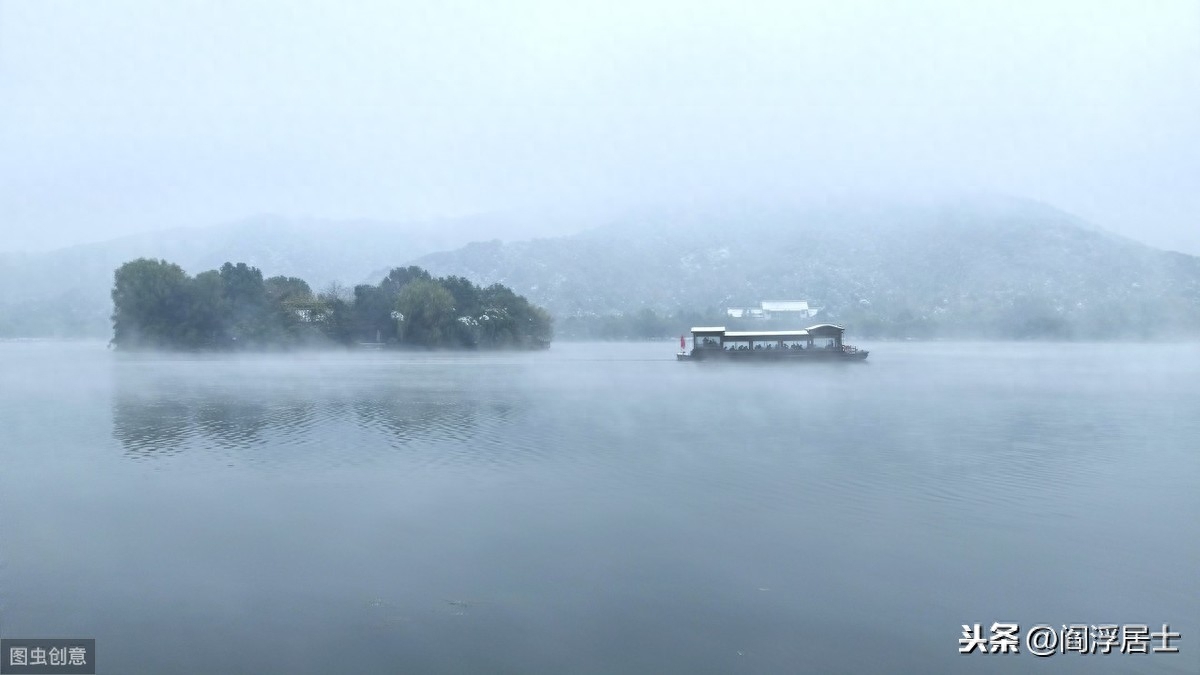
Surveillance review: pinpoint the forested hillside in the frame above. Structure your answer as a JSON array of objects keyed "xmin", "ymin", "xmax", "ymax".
[{"xmin": 416, "ymin": 199, "xmax": 1200, "ymax": 339}]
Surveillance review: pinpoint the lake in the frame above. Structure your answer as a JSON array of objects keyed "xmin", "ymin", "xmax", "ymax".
[{"xmin": 0, "ymin": 340, "xmax": 1196, "ymax": 674}]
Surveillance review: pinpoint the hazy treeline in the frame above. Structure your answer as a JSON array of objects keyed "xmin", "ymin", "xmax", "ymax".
[
  {"xmin": 556, "ymin": 309, "xmax": 846, "ymax": 340},
  {"xmin": 541, "ymin": 297, "xmax": 1200, "ymax": 343},
  {"xmin": 111, "ymin": 259, "xmax": 552, "ymax": 349},
  {"xmin": 554, "ymin": 304, "xmax": 1200, "ymax": 341},
  {"xmin": 555, "ymin": 308, "xmax": 713, "ymax": 340}
]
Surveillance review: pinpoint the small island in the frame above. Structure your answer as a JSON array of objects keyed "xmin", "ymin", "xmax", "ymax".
[{"xmin": 111, "ymin": 259, "xmax": 552, "ymax": 350}]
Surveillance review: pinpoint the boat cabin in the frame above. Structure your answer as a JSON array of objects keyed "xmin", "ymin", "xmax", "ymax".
[{"xmin": 688, "ymin": 324, "xmax": 847, "ymax": 352}]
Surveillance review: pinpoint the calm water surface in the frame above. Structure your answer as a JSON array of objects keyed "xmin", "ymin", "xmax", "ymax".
[{"xmin": 0, "ymin": 340, "xmax": 1196, "ymax": 674}]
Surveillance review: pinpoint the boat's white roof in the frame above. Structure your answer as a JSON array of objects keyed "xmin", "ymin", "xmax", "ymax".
[
  {"xmin": 691, "ymin": 324, "xmax": 846, "ymax": 338},
  {"xmin": 724, "ymin": 330, "xmax": 810, "ymax": 338},
  {"xmin": 804, "ymin": 323, "xmax": 845, "ymax": 333},
  {"xmin": 761, "ymin": 301, "xmax": 810, "ymax": 312}
]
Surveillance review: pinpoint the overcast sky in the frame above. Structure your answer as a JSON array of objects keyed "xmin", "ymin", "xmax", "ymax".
[{"xmin": 2, "ymin": 0, "xmax": 1198, "ymax": 253}]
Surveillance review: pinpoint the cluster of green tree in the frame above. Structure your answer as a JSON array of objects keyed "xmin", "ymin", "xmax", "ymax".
[{"xmin": 110, "ymin": 259, "xmax": 553, "ymax": 349}]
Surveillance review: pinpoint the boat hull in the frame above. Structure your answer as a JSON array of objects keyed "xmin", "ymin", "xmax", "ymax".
[{"xmin": 678, "ymin": 349, "xmax": 868, "ymax": 362}]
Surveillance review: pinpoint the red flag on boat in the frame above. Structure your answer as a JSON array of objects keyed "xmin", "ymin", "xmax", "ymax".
[{"xmin": 680, "ymin": 335, "xmax": 686, "ymax": 349}]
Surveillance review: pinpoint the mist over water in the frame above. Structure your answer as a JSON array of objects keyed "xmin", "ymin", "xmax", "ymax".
[
  {"xmin": 3, "ymin": 3, "xmax": 1197, "ymax": 672},
  {"xmin": 0, "ymin": 340, "xmax": 1196, "ymax": 673}
]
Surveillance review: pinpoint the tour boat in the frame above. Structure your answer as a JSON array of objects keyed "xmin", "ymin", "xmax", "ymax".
[{"xmin": 676, "ymin": 324, "xmax": 868, "ymax": 361}]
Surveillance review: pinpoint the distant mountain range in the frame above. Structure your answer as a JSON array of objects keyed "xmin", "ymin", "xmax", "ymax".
[
  {"xmin": 3, "ymin": 197, "xmax": 1198, "ymax": 339},
  {"xmin": 414, "ymin": 197, "xmax": 1200, "ymax": 339}
]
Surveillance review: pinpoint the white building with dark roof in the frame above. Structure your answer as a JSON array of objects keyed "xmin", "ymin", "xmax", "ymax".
[{"xmin": 726, "ymin": 300, "xmax": 820, "ymax": 320}]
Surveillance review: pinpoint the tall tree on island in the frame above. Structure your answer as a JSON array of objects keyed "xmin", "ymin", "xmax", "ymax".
[
  {"xmin": 111, "ymin": 258, "xmax": 194, "ymax": 348},
  {"xmin": 218, "ymin": 262, "xmax": 269, "ymax": 343},
  {"xmin": 395, "ymin": 279, "xmax": 456, "ymax": 347}
]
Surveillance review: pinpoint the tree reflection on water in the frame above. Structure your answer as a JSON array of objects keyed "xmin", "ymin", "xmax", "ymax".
[{"xmin": 111, "ymin": 373, "xmax": 521, "ymax": 468}]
